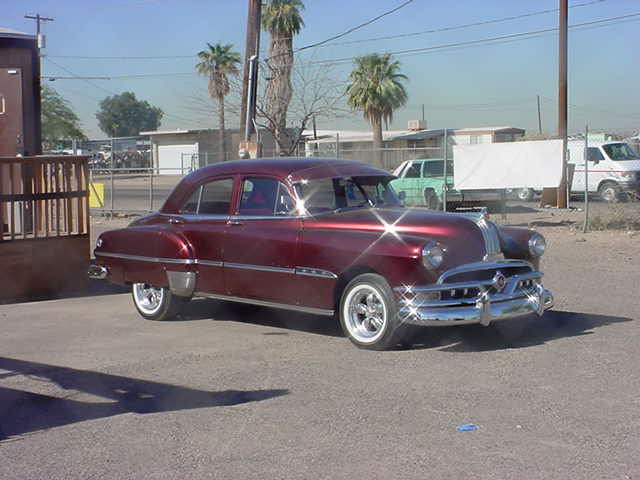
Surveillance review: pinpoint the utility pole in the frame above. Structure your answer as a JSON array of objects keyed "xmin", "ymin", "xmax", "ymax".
[
  {"xmin": 24, "ymin": 14, "xmax": 54, "ymax": 82},
  {"xmin": 557, "ymin": 0, "xmax": 568, "ymax": 208},
  {"xmin": 240, "ymin": 0, "xmax": 262, "ymax": 143},
  {"xmin": 537, "ymin": 94, "xmax": 542, "ymax": 135}
]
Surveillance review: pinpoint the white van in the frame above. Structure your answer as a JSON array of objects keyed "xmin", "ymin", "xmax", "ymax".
[
  {"xmin": 513, "ymin": 141, "xmax": 640, "ymax": 202},
  {"xmin": 568, "ymin": 141, "xmax": 640, "ymax": 202}
]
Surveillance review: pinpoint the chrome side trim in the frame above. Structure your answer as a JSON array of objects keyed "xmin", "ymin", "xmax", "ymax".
[
  {"xmin": 162, "ymin": 213, "xmax": 230, "ymax": 222},
  {"xmin": 224, "ymin": 262, "xmax": 295, "ymax": 274},
  {"xmin": 167, "ymin": 271, "xmax": 196, "ymax": 297},
  {"xmin": 96, "ymin": 251, "xmax": 196, "ymax": 265},
  {"xmin": 231, "ymin": 215, "xmax": 304, "ymax": 221},
  {"xmin": 196, "ymin": 259, "xmax": 223, "ymax": 267},
  {"xmin": 194, "ymin": 291, "xmax": 334, "ymax": 317},
  {"xmin": 295, "ymin": 267, "xmax": 338, "ymax": 279},
  {"xmin": 437, "ymin": 260, "xmax": 533, "ymax": 284}
]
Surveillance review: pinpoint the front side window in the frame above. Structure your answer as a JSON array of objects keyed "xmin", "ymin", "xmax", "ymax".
[
  {"xmin": 296, "ymin": 175, "xmax": 401, "ymax": 214},
  {"xmin": 404, "ymin": 162, "xmax": 422, "ymax": 178},
  {"xmin": 587, "ymin": 147, "xmax": 605, "ymax": 163},
  {"xmin": 179, "ymin": 178, "xmax": 233, "ymax": 215},
  {"xmin": 602, "ymin": 143, "xmax": 639, "ymax": 161},
  {"xmin": 239, "ymin": 177, "xmax": 296, "ymax": 216}
]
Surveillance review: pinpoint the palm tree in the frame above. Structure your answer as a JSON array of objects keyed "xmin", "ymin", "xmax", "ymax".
[
  {"xmin": 262, "ymin": 0, "xmax": 305, "ymax": 154},
  {"xmin": 196, "ymin": 42, "xmax": 241, "ymax": 161},
  {"xmin": 346, "ymin": 53, "xmax": 408, "ymax": 168}
]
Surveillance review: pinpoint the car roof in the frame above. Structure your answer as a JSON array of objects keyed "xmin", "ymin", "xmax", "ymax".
[{"xmin": 186, "ymin": 157, "xmax": 390, "ymax": 183}]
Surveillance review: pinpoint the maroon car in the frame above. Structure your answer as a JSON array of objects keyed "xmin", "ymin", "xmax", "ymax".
[{"xmin": 89, "ymin": 157, "xmax": 553, "ymax": 350}]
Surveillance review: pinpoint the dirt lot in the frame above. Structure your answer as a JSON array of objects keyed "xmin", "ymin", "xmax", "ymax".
[{"xmin": 1, "ymin": 210, "xmax": 637, "ymax": 479}]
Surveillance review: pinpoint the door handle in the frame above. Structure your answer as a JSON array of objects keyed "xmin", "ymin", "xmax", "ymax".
[
  {"xmin": 227, "ymin": 220, "xmax": 242, "ymax": 226},
  {"xmin": 168, "ymin": 217, "xmax": 183, "ymax": 225}
]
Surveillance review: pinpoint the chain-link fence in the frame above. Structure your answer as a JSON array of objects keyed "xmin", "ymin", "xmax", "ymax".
[{"xmin": 76, "ymin": 135, "xmax": 639, "ymax": 233}]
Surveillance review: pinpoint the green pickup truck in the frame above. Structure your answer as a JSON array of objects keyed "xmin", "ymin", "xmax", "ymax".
[{"xmin": 390, "ymin": 158, "xmax": 503, "ymax": 210}]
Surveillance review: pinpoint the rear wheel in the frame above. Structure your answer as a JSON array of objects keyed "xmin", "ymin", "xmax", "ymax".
[
  {"xmin": 131, "ymin": 283, "xmax": 187, "ymax": 321},
  {"xmin": 339, "ymin": 273, "xmax": 407, "ymax": 350},
  {"xmin": 424, "ymin": 189, "xmax": 441, "ymax": 210},
  {"xmin": 516, "ymin": 188, "xmax": 535, "ymax": 202},
  {"xmin": 598, "ymin": 182, "xmax": 621, "ymax": 203}
]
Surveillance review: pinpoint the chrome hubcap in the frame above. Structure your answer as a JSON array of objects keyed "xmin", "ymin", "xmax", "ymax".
[
  {"xmin": 344, "ymin": 285, "xmax": 387, "ymax": 343},
  {"xmin": 133, "ymin": 283, "xmax": 164, "ymax": 315}
]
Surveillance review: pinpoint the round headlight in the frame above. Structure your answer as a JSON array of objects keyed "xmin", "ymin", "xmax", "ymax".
[
  {"xmin": 422, "ymin": 243, "xmax": 445, "ymax": 270},
  {"xmin": 528, "ymin": 233, "xmax": 546, "ymax": 257}
]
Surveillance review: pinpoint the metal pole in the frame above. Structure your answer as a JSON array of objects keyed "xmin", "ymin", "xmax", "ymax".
[
  {"xmin": 537, "ymin": 94, "xmax": 542, "ymax": 135},
  {"xmin": 442, "ymin": 129, "xmax": 448, "ymax": 212},
  {"xmin": 149, "ymin": 167, "xmax": 154, "ymax": 212},
  {"xmin": 244, "ymin": 55, "xmax": 258, "ymax": 141},
  {"xmin": 557, "ymin": 0, "xmax": 568, "ymax": 208},
  {"xmin": 110, "ymin": 169, "xmax": 114, "ymax": 218},
  {"xmin": 583, "ymin": 124, "xmax": 589, "ymax": 233},
  {"xmin": 336, "ymin": 133, "xmax": 340, "ymax": 158}
]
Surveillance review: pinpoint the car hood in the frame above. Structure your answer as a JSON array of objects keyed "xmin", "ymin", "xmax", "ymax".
[{"xmin": 302, "ymin": 207, "xmax": 490, "ymax": 265}]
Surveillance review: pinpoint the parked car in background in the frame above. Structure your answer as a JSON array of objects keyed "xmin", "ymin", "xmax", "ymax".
[
  {"xmin": 90, "ymin": 158, "xmax": 553, "ymax": 350},
  {"xmin": 511, "ymin": 141, "xmax": 640, "ymax": 202},
  {"xmin": 391, "ymin": 158, "xmax": 504, "ymax": 210}
]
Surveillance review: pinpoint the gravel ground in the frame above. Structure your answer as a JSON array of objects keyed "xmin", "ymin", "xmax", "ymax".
[{"xmin": 1, "ymin": 210, "xmax": 638, "ymax": 479}]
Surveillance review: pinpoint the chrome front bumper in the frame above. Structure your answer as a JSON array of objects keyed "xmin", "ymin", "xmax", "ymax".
[{"xmin": 395, "ymin": 264, "xmax": 554, "ymax": 327}]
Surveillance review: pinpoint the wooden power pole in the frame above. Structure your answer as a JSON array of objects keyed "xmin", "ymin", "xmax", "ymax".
[
  {"xmin": 240, "ymin": 0, "xmax": 262, "ymax": 144},
  {"xmin": 557, "ymin": 0, "xmax": 568, "ymax": 208}
]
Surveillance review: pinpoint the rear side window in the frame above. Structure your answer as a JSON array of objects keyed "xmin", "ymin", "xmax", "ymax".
[{"xmin": 180, "ymin": 178, "xmax": 233, "ymax": 215}]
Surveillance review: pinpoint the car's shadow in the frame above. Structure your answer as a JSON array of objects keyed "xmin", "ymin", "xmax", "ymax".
[
  {"xmin": 177, "ymin": 298, "xmax": 343, "ymax": 337},
  {"xmin": 178, "ymin": 301, "xmax": 630, "ymax": 349},
  {"xmin": 401, "ymin": 310, "xmax": 632, "ymax": 352},
  {"xmin": 0, "ymin": 357, "xmax": 288, "ymax": 441}
]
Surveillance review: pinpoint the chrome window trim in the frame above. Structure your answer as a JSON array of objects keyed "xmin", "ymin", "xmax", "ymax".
[
  {"xmin": 295, "ymin": 267, "xmax": 338, "ymax": 279},
  {"xmin": 194, "ymin": 292, "xmax": 334, "ymax": 316},
  {"xmin": 96, "ymin": 251, "xmax": 197, "ymax": 265},
  {"xmin": 224, "ymin": 262, "xmax": 296, "ymax": 274}
]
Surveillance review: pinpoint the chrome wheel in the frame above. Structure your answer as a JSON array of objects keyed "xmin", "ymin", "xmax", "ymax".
[
  {"xmin": 343, "ymin": 284, "xmax": 387, "ymax": 344},
  {"xmin": 132, "ymin": 283, "xmax": 164, "ymax": 315}
]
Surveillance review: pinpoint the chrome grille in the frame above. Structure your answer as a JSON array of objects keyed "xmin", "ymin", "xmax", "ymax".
[{"xmin": 475, "ymin": 217, "xmax": 502, "ymax": 259}]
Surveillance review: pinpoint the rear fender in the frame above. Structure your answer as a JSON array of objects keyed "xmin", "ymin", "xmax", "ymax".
[{"xmin": 94, "ymin": 226, "xmax": 195, "ymax": 289}]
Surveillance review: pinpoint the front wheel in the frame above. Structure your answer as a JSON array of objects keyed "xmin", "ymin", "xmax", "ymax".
[
  {"xmin": 598, "ymin": 182, "xmax": 621, "ymax": 203},
  {"xmin": 131, "ymin": 283, "xmax": 188, "ymax": 321},
  {"xmin": 424, "ymin": 189, "xmax": 441, "ymax": 210},
  {"xmin": 339, "ymin": 273, "xmax": 407, "ymax": 350}
]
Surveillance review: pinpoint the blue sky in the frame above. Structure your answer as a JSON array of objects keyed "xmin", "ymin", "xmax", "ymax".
[{"xmin": 6, "ymin": 0, "xmax": 640, "ymax": 138}]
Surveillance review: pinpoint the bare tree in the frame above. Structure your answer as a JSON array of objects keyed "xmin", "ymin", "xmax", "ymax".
[{"xmin": 256, "ymin": 61, "xmax": 351, "ymax": 156}]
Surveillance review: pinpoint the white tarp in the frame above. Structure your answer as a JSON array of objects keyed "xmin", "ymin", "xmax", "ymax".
[{"xmin": 453, "ymin": 140, "xmax": 563, "ymax": 190}]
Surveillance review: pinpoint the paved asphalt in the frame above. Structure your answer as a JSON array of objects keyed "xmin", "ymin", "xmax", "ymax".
[{"xmin": 1, "ymin": 228, "xmax": 638, "ymax": 479}]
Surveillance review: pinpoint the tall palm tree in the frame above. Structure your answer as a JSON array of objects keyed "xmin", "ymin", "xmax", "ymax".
[
  {"xmin": 196, "ymin": 42, "xmax": 241, "ymax": 161},
  {"xmin": 346, "ymin": 53, "xmax": 408, "ymax": 168},
  {"xmin": 262, "ymin": 0, "xmax": 305, "ymax": 154}
]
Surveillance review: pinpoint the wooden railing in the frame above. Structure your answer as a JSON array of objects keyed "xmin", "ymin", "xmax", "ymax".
[{"xmin": 0, "ymin": 155, "xmax": 89, "ymax": 241}]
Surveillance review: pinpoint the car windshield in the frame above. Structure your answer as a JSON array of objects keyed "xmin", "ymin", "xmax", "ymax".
[
  {"xmin": 602, "ymin": 143, "xmax": 640, "ymax": 161},
  {"xmin": 295, "ymin": 175, "xmax": 401, "ymax": 215}
]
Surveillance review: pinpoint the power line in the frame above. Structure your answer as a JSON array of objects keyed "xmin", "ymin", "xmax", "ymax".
[
  {"xmin": 302, "ymin": 0, "xmax": 608, "ymax": 49},
  {"xmin": 48, "ymin": 0, "xmax": 611, "ymax": 62},
  {"xmin": 305, "ymin": 11, "xmax": 640, "ymax": 66},
  {"xmin": 44, "ymin": 12, "xmax": 640, "ymax": 80},
  {"xmin": 294, "ymin": 0, "xmax": 415, "ymax": 53}
]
